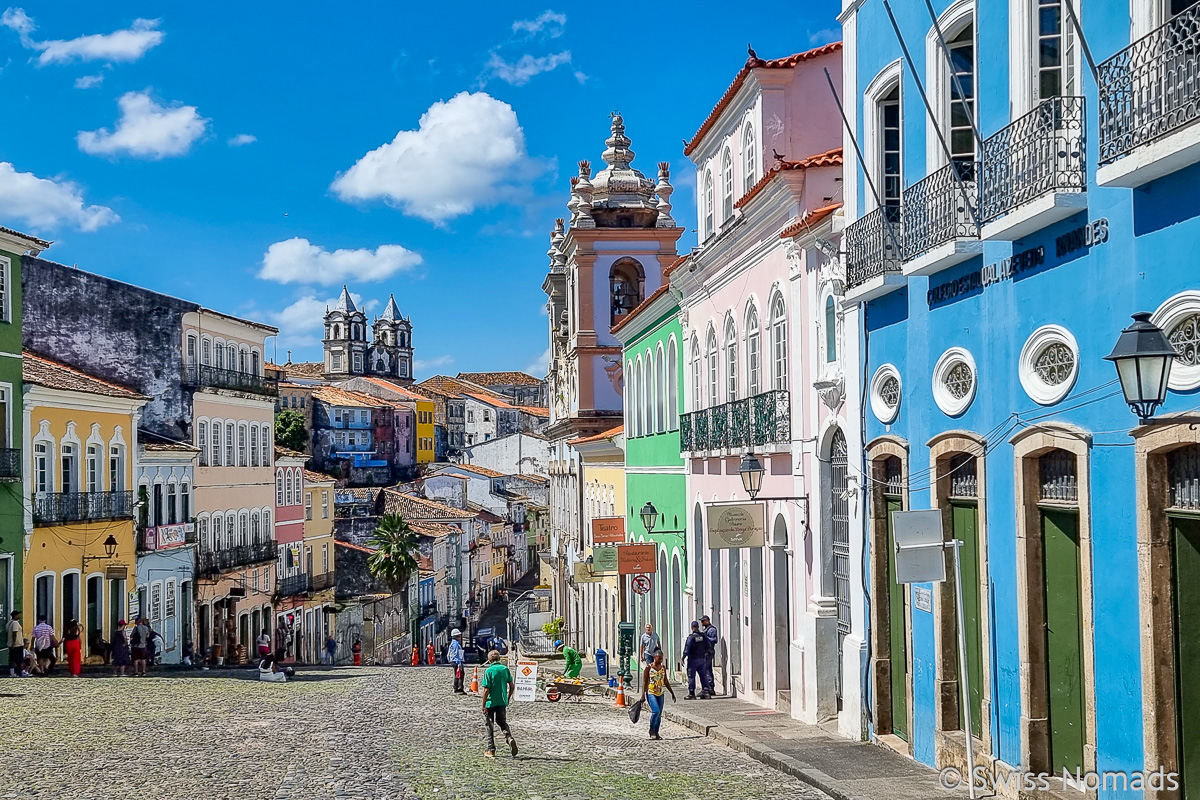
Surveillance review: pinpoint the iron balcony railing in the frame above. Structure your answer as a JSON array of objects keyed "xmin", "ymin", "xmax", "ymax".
[
  {"xmin": 331, "ymin": 419, "xmax": 373, "ymax": 430},
  {"xmin": 979, "ymin": 96, "xmax": 1086, "ymax": 224},
  {"xmin": 0, "ymin": 448, "xmax": 18, "ymax": 481},
  {"xmin": 902, "ymin": 161, "xmax": 979, "ymax": 259},
  {"xmin": 678, "ymin": 389, "xmax": 790, "ymax": 453},
  {"xmin": 846, "ymin": 206, "xmax": 905, "ymax": 290},
  {"xmin": 277, "ymin": 572, "xmax": 312, "ymax": 596},
  {"xmin": 1099, "ymin": 5, "xmax": 1200, "ymax": 165},
  {"xmin": 33, "ymin": 490, "xmax": 134, "ymax": 526},
  {"xmin": 182, "ymin": 363, "xmax": 278, "ymax": 397},
  {"xmin": 311, "ymin": 571, "xmax": 335, "ymax": 591},
  {"xmin": 197, "ymin": 540, "xmax": 277, "ymax": 575}
]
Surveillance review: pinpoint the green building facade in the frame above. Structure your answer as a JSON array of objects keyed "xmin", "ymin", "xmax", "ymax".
[
  {"xmin": 616, "ymin": 289, "xmax": 687, "ymax": 673},
  {"xmin": 0, "ymin": 227, "xmax": 39, "ymax": 662}
]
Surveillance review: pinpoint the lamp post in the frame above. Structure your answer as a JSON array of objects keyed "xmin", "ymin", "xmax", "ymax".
[
  {"xmin": 1105, "ymin": 312, "xmax": 1179, "ymax": 425},
  {"xmin": 738, "ymin": 452, "xmax": 766, "ymax": 500},
  {"xmin": 640, "ymin": 501, "xmax": 658, "ymax": 534},
  {"xmin": 83, "ymin": 534, "xmax": 119, "ymax": 564}
]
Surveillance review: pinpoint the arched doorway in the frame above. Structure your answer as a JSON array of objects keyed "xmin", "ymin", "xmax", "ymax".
[
  {"xmin": 658, "ymin": 551, "xmax": 670, "ymax": 667},
  {"xmin": 694, "ymin": 504, "xmax": 706, "ymax": 621},
  {"xmin": 671, "ymin": 554, "xmax": 683, "ymax": 671},
  {"xmin": 827, "ymin": 428, "xmax": 850, "ymax": 706},
  {"xmin": 771, "ymin": 514, "xmax": 791, "ymax": 706},
  {"xmin": 750, "ymin": 548, "xmax": 765, "ymax": 693},
  {"xmin": 729, "ymin": 549, "xmax": 742, "ymax": 679}
]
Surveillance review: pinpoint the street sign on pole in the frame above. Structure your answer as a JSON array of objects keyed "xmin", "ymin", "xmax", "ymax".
[
  {"xmin": 706, "ymin": 502, "xmax": 766, "ymax": 549},
  {"xmin": 892, "ymin": 509, "xmax": 946, "ymax": 584},
  {"xmin": 631, "ymin": 575, "xmax": 652, "ymax": 595},
  {"xmin": 514, "ymin": 659, "xmax": 539, "ymax": 702}
]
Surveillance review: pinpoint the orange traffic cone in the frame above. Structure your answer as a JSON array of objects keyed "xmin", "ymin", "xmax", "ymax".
[
  {"xmin": 614, "ymin": 674, "xmax": 627, "ymax": 708},
  {"xmin": 470, "ymin": 666, "xmax": 480, "ymax": 694}
]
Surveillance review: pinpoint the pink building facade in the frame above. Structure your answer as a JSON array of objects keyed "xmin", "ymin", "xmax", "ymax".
[{"xmin": 677, "ymin": 42, "xmax": 865, "ymax": 738}]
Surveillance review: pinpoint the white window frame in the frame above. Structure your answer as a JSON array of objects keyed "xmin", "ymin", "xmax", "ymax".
[
  {"xmin": 743, "ymin": 123, "xmax": 757, "ymax": 193},
  {"xmin": 1009, "ymin": 0, "xmax": 1080, "ymax": 116},
  {"xmin": 925, "ymin": 0, "xmax": 977, "ymax": 169},
  {"xmin": 0, "ymin": 254, "xmax": 11, "ymax": 323},
  {"xmin": 862, "ymin": 61, "xmax": 904, "ymax": 215}
]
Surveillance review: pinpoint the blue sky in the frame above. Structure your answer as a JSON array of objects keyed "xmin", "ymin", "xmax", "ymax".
[{"xmin": 0, "ymin": 1, "xmax": 841, "ymax": 378}]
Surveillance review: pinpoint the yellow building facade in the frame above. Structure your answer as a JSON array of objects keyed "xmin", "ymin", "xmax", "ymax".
[
  {"xmin": 415, "ymin": 398, "xmax": 435, "ymax": 465},
  {"xmin": 302, "ymin": 469, "xmax": 336, "ymax": 662},
  {"xmin": 573, "ymin": 425, "xmax": 625, "ymax": 660},
  {"xmin": 22, "ymin": 353, "xmax": 147, "ymax": 659}
]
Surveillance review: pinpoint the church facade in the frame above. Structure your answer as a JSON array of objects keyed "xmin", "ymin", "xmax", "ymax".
[{"xmin": 322, "ymin": 287, "xmax": 414, "ymax": 384}]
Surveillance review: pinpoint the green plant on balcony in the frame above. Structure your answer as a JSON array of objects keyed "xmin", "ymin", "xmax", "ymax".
[{"xmin": 541, "ymin": 616, "xmax": 564, "ymax": 638}]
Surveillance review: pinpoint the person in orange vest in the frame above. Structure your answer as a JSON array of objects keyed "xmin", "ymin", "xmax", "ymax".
[
  {"xmin": 411, "ymin": 645, "xmax": 420, "ymax": 666},
  {"xmin": 426, "ymin": 642, "xmax": 436, "ymax": 665},
  {"xmin": 352, "ymin": 639, "xmax": 362, "ymax": 666}
]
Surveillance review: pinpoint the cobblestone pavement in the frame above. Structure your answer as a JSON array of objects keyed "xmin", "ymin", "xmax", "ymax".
[{"xmin": 1, "ymin": 666, "xmax": 833, "ymax": 800}]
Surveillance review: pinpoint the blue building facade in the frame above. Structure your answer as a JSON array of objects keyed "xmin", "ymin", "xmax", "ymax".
[{"xmin": 841, "ymin": 0, "xmax": 1200, "ymax": 795}]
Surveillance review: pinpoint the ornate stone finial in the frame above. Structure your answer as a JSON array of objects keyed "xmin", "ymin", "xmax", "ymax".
[
  {"xmin": 655, "ymin": 161, "xmax": 675, "ymax": 228},
  {"xmin": 551, "ymin": 218, "xmax": 567, "ymax": 272},
  {"xmin": 602, "ymin": 113, "xmax": 635, "ymax": 170},
  {"xmin": 575, "ymin": 161, "xmax": 595, "ymax": 228},
  {"xmin": 567, "ymin": 176, "xmax": 581, "ymax": 225}
]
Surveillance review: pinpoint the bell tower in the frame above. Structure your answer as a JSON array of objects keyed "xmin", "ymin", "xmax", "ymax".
[{"xmin": 323, "ymin": 285, "xmax": 368, "ymax": 380}]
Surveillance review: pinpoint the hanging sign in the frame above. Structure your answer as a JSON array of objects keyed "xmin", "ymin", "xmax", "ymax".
[
  {"xmin": 617, "ymin": 543, "xmax": 657, "ymax": 575},
  {"xmin": 573, "ymin": 561, "xmax": 601, "ymax": 584},
  {"xmin": 591, "ymin": 546, "xmax": 619, "ymax": 574},
  {"xmin": 591, "ymin": 517, "xmax": 626, "ymax": 544},
  {"xmin": 514, "ymin": 659, "xmax": 539, "ymax": 702},
  {"xmin": 892, "ymin": 509, "xmax": 946, "ymax": 584},
  {"xmin": 706, "ymin": 503, "xmax": 766, "ymax": 549}
]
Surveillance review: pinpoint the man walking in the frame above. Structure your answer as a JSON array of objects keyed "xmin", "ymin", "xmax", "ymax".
[
  {"xmin": 448, "ymin": 628, "xmax": 466, "ymax": 694},
  {"xmin": 31, "ymin": 614, "xmax": 58, "ymax": 676},
  {"xmin": 7, "ymin": 610, "xmax": 28, "ymax": 677},
  {"xmin": 324, "ymin": 634, "xmax": 337, "ymax": 665},
  {"xmin": 480, "ymin": 649, "xmax": 518, "ymax": 758},
  {"xmin": 682, "ymin": 621, "xmax": 710, "ymax": 700},
  {"xmin": 699, "ymin": 615, "xmax": 718, "ymax": 698},
  {"xmin": 639, "ymin": 623, "xmax": 661, "ymax": 665}
]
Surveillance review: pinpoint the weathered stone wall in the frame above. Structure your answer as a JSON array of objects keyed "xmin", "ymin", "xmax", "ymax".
[
  {"xmin": 22, "ymin": 257, "xmax": 200, "ymax": 439},
  {"xmin": 334, "ymin": 516, "xmax": 378, "ymax": 546}
]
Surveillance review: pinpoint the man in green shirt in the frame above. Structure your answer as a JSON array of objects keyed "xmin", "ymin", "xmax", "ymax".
[
  {"xmin": 555, "ymin": 640, "xmax": 582, "ymax": 678},
  {"xmin": 480, "ymin": 650, "xmax": 518, "ymax": 758}
]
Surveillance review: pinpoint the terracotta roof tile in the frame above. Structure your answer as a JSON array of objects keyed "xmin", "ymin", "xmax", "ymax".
[
  {"xmin": 734, "ymin": 148, "xmax": 843, "ymax": 210},
  {"xmin": 382, "ymin": 488, "xmax": 476, "ymax": 520},
  {"xmin": 142, "ymin": 441, "xmax": 201, "ymax": 453},
  {"xmin": 516, "ymin": 405, "xmax": 549, "ymax": 418},
  {"xmin": 684, "ymin": 42, "xmax": 843, "ymax": 156},
  {"xmin": 312, "ymin": 386, "xmax": 389, "ymax": 409},
  {"xmin": 456, "ymin": 371, "xmax": 543, "ymax": 387},
  {"xmin": 274, "ymin": 445, "xmax": 307, "ymax": 461},
  {"xmin": 409, "ymin": 521, "xmax": 460, "ymax": 538},
  {"xmin": 417, "ymin": 375, "xmax": 508, "ymax": 403},
  {"xmin": 23, "ymin": 352, "xmax": 148, "ymax": 399},
  {"xmin": 303, "ymin": 469, "xmax": 335, "ymax": 484},
  {"xmin": 361, "ymin": 377, "xmax": 430, "ymax": 402},
  {"xmin": 779, "ymin": 202, "xmax": 844, "ymax": 239},
  {"xmin": 610, "ymin": 255, "xmax": 688, "ymax": 335},
  {"xmin": 336, "ymin": 540, "xmax": 376, "ymax": 555},
  {"xmin": 571, "ymin": 424, "xmax": 624, "ymax": 445},
  {"xmin": 279, "ymin": 361, "xmax": 326, "ymax": 378}
]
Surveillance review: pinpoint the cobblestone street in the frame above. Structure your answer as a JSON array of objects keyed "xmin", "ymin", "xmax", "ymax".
[{"xmin": 2, "ymin": 667, "xmax": 832, "ymax": 800}]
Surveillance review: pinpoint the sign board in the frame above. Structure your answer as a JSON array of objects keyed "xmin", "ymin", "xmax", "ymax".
[
  {"xmin": 533, "ymin": 585, "xmax": 552, "ymax": 598},
  {"xmin": 591, "ymin": 516, "xmax": 626, "ymax": 545},
  {"xmin": 913, "ymin": 586, "xmax": 933, "ymax": 613},
  {"xmin": 591, "ymin": 545, "xmax": 619, "ymax": 574},
  {"xmin": 150, "ymin": 523, "xmax": 190, "ymax": 550},
  {"xmin": 706, "ymin": 503, "xmax": 766, "ymax": 549},
  {"xmin": 573, "ymin": 560, "xmax": 601, "ymax": 584},
  {"xmin": 617, "ymin": 542, "xmax": 657, "ymax": 575},
  {"xmin": 892, "ymin": 509, "xmax": 947, "ymax": 584},
  {"xmin": 514, "ymin": 659, "xmax": 539, "ymax": 702},
  {"xmin": 631, "ymin": 575, "xmax": 652, "ymax": 595}
]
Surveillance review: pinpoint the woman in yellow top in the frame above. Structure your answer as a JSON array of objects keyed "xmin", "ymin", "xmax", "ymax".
[{"xmin": 641, "ymin": 651, "xmax": 676, "ymax": 740}]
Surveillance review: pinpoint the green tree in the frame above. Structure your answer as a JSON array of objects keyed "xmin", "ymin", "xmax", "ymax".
[
  {"xmin": 275, "ymin": 408, "xmax": 308, "ymax": 452},
  {"xmin": 367, "ymin": 514, "xmax": 421, "ymax": 591}
]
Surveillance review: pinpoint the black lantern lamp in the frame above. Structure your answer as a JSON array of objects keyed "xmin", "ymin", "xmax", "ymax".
[
  {"xmin": 103, "ymin": 534, "xmax": 118, "ymax": 558},
  {"xmin": 1105, "ymin": 312, "xmax": 1178, "ymax": 424},
  {"xmin": 640, "ymin": 501, "xmax": 657, "ymax": 533},
  {"xmin": 739, "ymin": 452, "xmax": 765, "ymax": 500}
]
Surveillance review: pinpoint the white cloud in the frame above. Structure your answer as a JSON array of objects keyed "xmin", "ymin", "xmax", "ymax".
[
  {"xmin": 77, "ymin": 90, "xmax": 208, "ymax": 159},
  {"xmin": 331, "ymin": 91, "xmax": 528, "ymax": 224},
  {"xmin": 808, "ymin": 27, "xmax": 839, "ymax": 46},
  {"xmin": 74, "ymin": 73, "xmax": 103, "ymax": 89},
  {"xmin": 0, "ymin": 161, "xmax": 118, "ymax": 232},
  {"xmin": 414, "ymin": 355, "xmax": 453, "ymax": 373},
  {"xmin": 524, "ymin": 347, "xmax": 550, "ymax": 377},
  {"xmin": 483, "ymin": 50, "xmax": 571, "ymax": 86},
  {"xmin": 227, "ymin": 133, "xmax": 256, "ymax": 147},
  {"xmin": 259, "ymin": 238, "xmax": 422, "ymax": 286},
  {"xmin": 2, "ymin": 10, "xmax": 163, "ymax": 65},
  {"xmin": 573, "ymin": 71, "xmax": 588, "ymax": 84},
  {"xmin": 512, "ymin": 10, "xmax": 566, "ymax": 38}
]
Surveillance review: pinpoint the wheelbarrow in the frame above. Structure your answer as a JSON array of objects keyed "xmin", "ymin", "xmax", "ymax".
[{"xmin": 546, "ymin": 680, "xmax": 586, "ymax": 702}]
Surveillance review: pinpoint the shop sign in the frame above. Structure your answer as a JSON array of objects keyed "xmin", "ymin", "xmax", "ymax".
[
  {"xmin": 573, "ymin": 561, "xmax": 601, "ymax": 584},
  {"xmin": 155, "ymin": 524, "xmax": 189, "ymax": 549},
  {"xmin": 617, "ymin": 543, "xmax": 657, "ymax": 575},
  {"xmin": 706, "ymin": 503, "xmax": 766, "ymax": 549},
  {"xmin": 591, "ymin": 545, "xmax": 619, "ymax": 574},
  {"xmin": 591, "ymin": 517, "xmax": 626, "ymax": 544}
]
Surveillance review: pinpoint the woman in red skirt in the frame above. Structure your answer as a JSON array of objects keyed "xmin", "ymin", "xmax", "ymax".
[{"xmin": 63, "ymin": 619, "xmax": 83, "ymax": 677}]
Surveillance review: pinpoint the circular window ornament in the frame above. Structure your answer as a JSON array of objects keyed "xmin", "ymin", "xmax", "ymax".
[
  {"xmin": 870, "ymin": 364, "xmax": 902, "ymax": 424},
  {"xmin": 1152, "ymin": 291, "xmax": 1200, "ymax": 391},
  {"xmin": 1018, "ymin": 325, "xmax": 1080, "ymax": 405},
  {"xmin": 932, "ymin": 347, "xmax": 977, "ymax": 417}
]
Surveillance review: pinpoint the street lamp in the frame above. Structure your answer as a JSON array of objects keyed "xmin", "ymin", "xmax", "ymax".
[
  {"xmin": 640, "ymin": 501, "xmax": 657, "ymax": 533},
  {"xmin": 1105, "ymin": 312, "xmax": 1178, "ymax": 424},
  {"xmin": 83, "ymin": 534, "xmax": 119, "ymax": 565},
  {"xmin": 739, "ymin": 452, "xmax": 765, "ymax": 500}
]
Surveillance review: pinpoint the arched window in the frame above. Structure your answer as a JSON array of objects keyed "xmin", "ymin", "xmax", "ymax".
[
  {"xmin": 276, "ymin": 471, "xmax": 285, "ymax": 506},
  {"xmin": 225, "ymin": 514, "xmax": 235, "ymax": 550},
  {"xmin": 667, "ymin": 338, "xmax": 679, "ymax": 430},
  {"xmin": 638, "ymin": 357, "xmax": 648, "ymax": 438},
  {"xmin": 722, "ymin": 148, "xmax": 734, "ymax": 218},
  {"xmin": 209, "ymin": 420, "xmax": 221, "ymax": 467},
  {"xmin": 690, "ymin": 334, "xmax": 701, "ymax": 413},
  {"xmin": 251, "ymin": 511, "xmax": 260, "ymax": 542},
  {"xmin": 746, "ymin": 303, "xmax": 761, "ymax": 396},
  {"xmin": 215, "ymin": 342, "xmax": 225, "ymax": 370},
  {"xmin": 703, "ymin": 171, "xmax": 714, "ymax": 238},
  {"xmin": 261, "ymin": 425, "xmax": 271, "ymax": 465},
  {"xmin": 86, "ymin": 444, "xmax": 101, "ymax": 492},
  {"xmin": 655, "ymin": 346, "xmax": 666, "ymax": 433},
  {"xmin": 706, "ymin": 328, "xmax": 719, "ymax": 406},
  {"xmin": 743, "ymin": 123, "xmax": 757, "ymax": 192},
  {"xmin": 197, "ymin": 421, "xmax": 208, "ymax": 467},
  {"xmin": 772, "ymin": 294, "xmax": 788, "ymax": 390},
  {"xmin": 825, "ymin": 295, "xmax": 837, "ymax": 363},
  {"xmin": 609, "ymin": 259, "xmax": 644, "ymax": 326},
  {"xmin": 250, "ymin": 425, "xmax": 259, "ymax": 467},
  {"xmin": 238, "ymin": 512, "xmax": 249, "ymax": 547},
  {"xmin": 201, "ymin": 337, "xmax": 212, "ymax": 366},
  {"xmin": 225, "ymin": 423, "xmax": 235, "ymax": 467},
  {"xmin": 626, "ymin": 360, "xmax": 636, "ymax": 435},
  {"xmin": 724, "ymin": 318, "xmax": 738, "ymax": 401},
  {"xmin": 239, "ymin": 348, "xmax": 248, "ymax": 373},
  {"xmin": 238, "ymin": 424, "xmax": 247, "ymax": 467},
  {"xmin": 227, "ymin": 345, "xmax": 237, "ymax": 371}
]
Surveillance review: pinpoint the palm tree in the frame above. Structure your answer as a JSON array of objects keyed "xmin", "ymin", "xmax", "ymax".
[{"xmin": 367, "ymin": 514, "xmax": 421, "ymax": 591}]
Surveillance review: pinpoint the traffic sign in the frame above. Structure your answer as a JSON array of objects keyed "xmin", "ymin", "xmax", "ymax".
[
  {"xmin": 632, "ymin": 575, "xmax": 652, "ymax": 595},
  {"xmin": 514, "ymin": 659, "xmax": 539, "ymax": 702}
]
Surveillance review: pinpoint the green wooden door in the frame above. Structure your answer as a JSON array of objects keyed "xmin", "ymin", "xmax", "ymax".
[
  {"xmin": 886, "ymin": 498, "xmax": 908, "ymax": 740},
  {"xmin": 952, "ymin": 501, "xmax": 983, "ymax": 740},
  {"xmin": 1171, "ymin": 515, "xmax": 1200, "ymax": 798},
  {"xmin": 1042, "ymin": 508, "xmax": 1084, "ymax": 773}
]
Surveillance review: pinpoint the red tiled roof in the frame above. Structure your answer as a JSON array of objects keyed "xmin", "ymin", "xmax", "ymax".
[
  {"xmin": 312, "ymin": 386, "xmax": 389, "ymax": 409},
  {"xmin": 516, "ymin": 405, "xmax": 549, "ymax": 418},
  {"xmin": 361, "ymin": 377, "xmax": 430, "ymax": 402},
  {"xmin": 456, "ymin": 371, "xmax": 542, "ymax": 387},
  {"xmin": 610, "ymin": 255, "xmax": 688, "ymax": 335},
  {"xmin": 684, "ymin": 42, "xmax": 843, "ymax": 156},
  {"xmin": 734, "ymin": 148, "xmax": 843, "ymax": 210},
  {"xmin": 275, "ymin": 445, "xmax": 306, "ymax": 461},
  {"xmin": 23, "ymin": 352, "xmax": 147, "ymax": 399},
  {"xmin": 571, "ymin": 424, "xmax": 624, "ymax": 445},
  {"xmin": 303, "ymin": 469, "xmax": 335, "ymax": 484},
  {"xmin": 276, "ymin": 361, "xmax": 326, "ymax": 379},
  {"xmin": 335, "ymin": 540, "xmax": 376, "ymax": 555},
  {"xmin": 443, "ymin": 463, "xmax": 506, "ymax": 478},
  {"xmin": 780, "ymin": 202, "xmax": 844, "ymax": 239},
  {"xmin": 382, "ymin": 488, "xmax": 476, "ymax": 520},
  {"xmin": 409, "ymin": 521, "xmax": 459, "ymax": 538}
]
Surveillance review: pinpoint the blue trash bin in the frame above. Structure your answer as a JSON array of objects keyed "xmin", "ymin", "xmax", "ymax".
[{"xmin": 595, "ymin": 648, "xmax": 608, "ymax": 676}]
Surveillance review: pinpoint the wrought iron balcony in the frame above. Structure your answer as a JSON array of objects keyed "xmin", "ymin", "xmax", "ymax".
[
  {"xmin": 277, "ymin": 572, "xmax": 312, "ymax": 596},
  {"xmin": 33, "ymin": 490, "xmax": 134, "ymax": 526},
  {"xmin": 1099, "ymin": 5, "xmax": 1200, "ymax": 166},
  {"xmin": 679, "ymin": 390, "xmax": 791, "ymax": 453},
  {"xmin": 979, "ymin": 96, "xmax": 1086, "ymax": 226},
  {"xmin": 197, "ymin": 540, "xmax": 277, "ymax": 575},
  {"xmin": 311, "ymin": 571, "xmax": 335, "ymax": 591},
  {"xmin": 0, "ymin": 448, "xmax": 19, "ymax": 482},
  {"xmin": 846, "ymin": 206, "xmax": 905, "ymax": 290},
  {"xmin": 182, "ymin": 363, "xmax": 278, "ymax": 397},
  {"xmin": 902, "ymin": 161, "xmax": 979, "ymax": 263}
]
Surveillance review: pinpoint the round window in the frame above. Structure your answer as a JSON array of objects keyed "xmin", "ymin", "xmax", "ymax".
[
  {"xmin": 1018, "ymin": 325, "xmax": 1079, "ymax": 405},
  {"xmin": 932, "ymin": 347, "xmax": 977, "ymax": 417},
  {"xmin": 869, "ymin": 364, "xmax": 902, "ymax": 424}
]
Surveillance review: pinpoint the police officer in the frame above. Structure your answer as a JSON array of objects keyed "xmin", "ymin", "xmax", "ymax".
[
  {"xmin": 699, "ymin": 615, "xmax": 718, "ymax": 698},
  {"xmin": 682, "ymin": 621, "xmax": 709, "ymax": 699}
]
